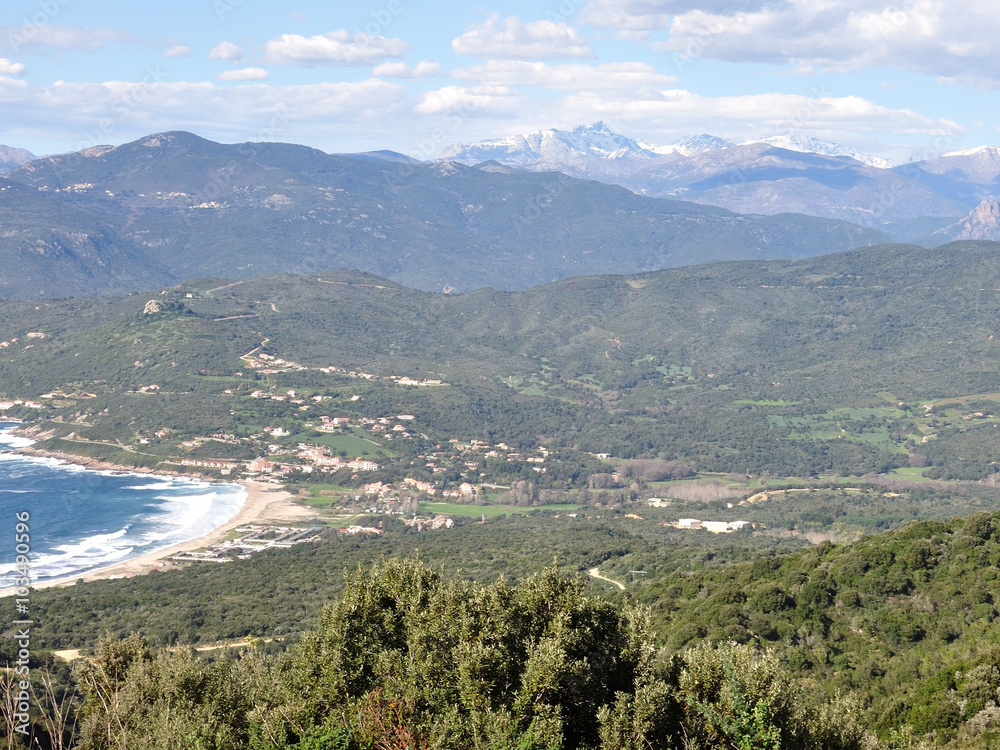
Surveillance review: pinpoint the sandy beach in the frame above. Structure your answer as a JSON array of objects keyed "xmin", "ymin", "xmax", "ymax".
[{"xmin": 0, "ymin": 479, "xmax": 319, "ymax": 596}]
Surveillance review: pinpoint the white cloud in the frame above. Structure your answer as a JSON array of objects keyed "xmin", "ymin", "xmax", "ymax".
[
  {"xmin": 264, "ymin": 31, "xmax": 408, "ymax": 67},
  {"xmin": 452, "ymin": 15, "xmax": 594, "ymax": 60},
  {"xmin": 217, "ymin": 67, "xmax": 269, "ymax": 81},
  {"xmin": 416, "ymin": 85, "xmax": 523, "ymax": 116},
  {"xmin": 372, "ymin": 61, "xmax": 441, "ymax": 79},
  {"xmin": 209, "ymin": 41, "xmax": 244, "ymax": 62},
  {"xmin": 451, "ymin": 61, "xmax": 675, "ymax": 91},
  {"xmin": 0, "ymin": 77, "xmax": 407, "ymax": 151},
  {"xmin": 0, "ymin": 58, "xmax": 26, "ymax": 76},
  {"xmin": 635, "ymin": 0, "xmax": 1000, "ymax": 88},
  {"xmin": 163, "ymin": 45, "xmax": 190, "ymax": 58},
  {"xmin": 1, "ymin": 25, "xmax": 136, "ymax": 53},
  {"xmin": 550, "ymin": 88, "xmax": 963, "ymax": 140}
]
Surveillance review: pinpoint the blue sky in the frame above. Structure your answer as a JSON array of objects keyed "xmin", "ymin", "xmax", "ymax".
[{"xmin": 0, "ymin": 0, "xmax": 996, "ymax": 163}]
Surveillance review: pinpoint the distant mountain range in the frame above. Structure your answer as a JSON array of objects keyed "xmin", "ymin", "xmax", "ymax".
[
  {"xmin": 0, "ymin": 145, "xmax": 35, "ymax": 173},
  {"xmin": 441, "ymin": 123, "xmax": 1000, "ymax": 240},
  {"xmin": 441, "ymin": 123, "xmax": 891, "ymax": 168},
  {"xmin": 0, "ymin": 131, "xmax": 888, "ymax": 300}
]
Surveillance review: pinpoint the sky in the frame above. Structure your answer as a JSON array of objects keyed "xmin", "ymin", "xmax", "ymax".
[{"xmin": 0, "ymin": 0, "xmax": 996, "ymax": 163}]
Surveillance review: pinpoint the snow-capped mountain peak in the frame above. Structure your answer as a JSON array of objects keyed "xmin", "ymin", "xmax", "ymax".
[
  {"xmin": 442, "ymin": 124, "xmax": 901, "ymax": 172},
  {"xmin": 439, "ymin": 122, "xmax": 653, "ymax": 165},
  {"xmin": 637, "ymin": 134, "xmax": 735, "ymax": 156},
  {"xmin": 942, "ymin": 145, "xmax": 1000, "ymax": 158},
  {"xmin": 741, "ymin": 134, "xmax": 893, "ymax": 169},
  {"xmin": 675, "ymin": 134, "xmax": 736, "ymax": 155}
]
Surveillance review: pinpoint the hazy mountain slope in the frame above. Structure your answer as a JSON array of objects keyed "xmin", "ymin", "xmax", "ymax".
[
  {"xmin": 931, "ymin": 198, "xmax": 1000, "ymax": 242},
  {"xmin": 0, "ymin": 131, "xmax": 888, "ymax": 300},
  {"xmin": 894, "ymin": 146, "xmax": 1000, "ymax": 207},
  {"xmin": 444, "ymin": 124, "xmax": 989, "ymax": 233},
  {"xmin": 0, "ymin": 144, "xmax": 35, "ymax": 173},
  {"xmin": 744, "ymin": 134, "xmax": 892, "ymax": 168},
  {"xmin": 616, "ymin": 143, "xmax": 966, "ymax": 225}
]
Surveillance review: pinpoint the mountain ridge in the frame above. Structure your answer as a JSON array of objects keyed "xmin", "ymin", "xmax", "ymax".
[
  {"xmin": 441, "ymin": 123, "xmax": 999, "ymax": 236},
  {"xmin": 0, "ymin": 144, "xmax": 36, "ymax": 173},
  {"xmin": 0, "ymin": 130, "xmax": 888, "ymax": 300}
]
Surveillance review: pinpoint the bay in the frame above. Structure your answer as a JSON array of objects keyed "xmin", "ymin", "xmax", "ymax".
[{"xmin": 0, "ymin": 422, "xmax": 246, "ymax": 587}]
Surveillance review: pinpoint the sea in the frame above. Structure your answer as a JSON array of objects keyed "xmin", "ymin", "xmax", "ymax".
[{"xmin": 0, "ymin": 422, "xmax": 246, "ymax": 588}]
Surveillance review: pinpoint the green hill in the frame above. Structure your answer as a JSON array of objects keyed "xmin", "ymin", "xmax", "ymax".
[{"xmin": 4, "ymin": 241, "xmax": 1000, "ymax": 480}]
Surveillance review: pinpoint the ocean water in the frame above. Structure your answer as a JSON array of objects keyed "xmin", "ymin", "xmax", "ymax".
[{"xmin": 0, "ymin": 423, "xmax": 246, "ymax": 587}]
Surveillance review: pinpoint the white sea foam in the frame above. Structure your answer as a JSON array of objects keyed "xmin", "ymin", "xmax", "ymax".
[
  {"xmin": 0, "ymin": 527, "xmax": 136, "ymax": 580},
  {"xmin": 123, "ymin": 480, "xmax": 187, "ymax": 491},
  {"xmin": 0, "ymin": 428, "xmax": 34, "ymax": 450},
  {"xmin": 0, "ymin": 426, "xmax": 247, "ymax": 585}
]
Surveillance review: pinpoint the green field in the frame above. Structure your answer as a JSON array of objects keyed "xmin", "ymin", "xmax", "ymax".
[
  {"xmin": 886, "ymin": 466, "xmax": 938, "ymax": 482},
  {"xmin": 301, "ymin": 483, "xmax": 356, "ymax": 504},
  {"xmin": 289, "ymin": 428, "xmax": 395, "ymax": 458}
]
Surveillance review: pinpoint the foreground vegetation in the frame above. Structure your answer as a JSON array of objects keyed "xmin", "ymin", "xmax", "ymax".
[
  {"xmin": 10, "ymin": 508, "xmax": 1000, "ymax": 745},
  {"xmin": 8, "ymin": 560, "xmax": 878, "ymax": 750}
]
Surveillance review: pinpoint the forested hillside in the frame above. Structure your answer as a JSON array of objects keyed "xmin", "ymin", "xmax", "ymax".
[{"xmin": 4, "ymin": 241, "xmax": 1000, "ymax": 479}]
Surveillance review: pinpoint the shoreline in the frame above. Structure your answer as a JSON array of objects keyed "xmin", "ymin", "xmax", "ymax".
[{"xmin": 0, "ymin": 439, "xmax": 319, "ymax": 595}]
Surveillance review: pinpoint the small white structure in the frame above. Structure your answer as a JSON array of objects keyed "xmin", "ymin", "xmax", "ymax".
[{"xmin": 678, "ymin": 518, "xmax": 703, "ymax": 529}]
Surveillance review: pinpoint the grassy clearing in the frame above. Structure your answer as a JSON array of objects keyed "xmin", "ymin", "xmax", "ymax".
[
  {"xmin": 300, "ymin": 483, "xmax": 356, "ymax": 504},
  {"xmin": 291, "ymin": 429, "xmax": 395, "ymax": 458},
  {"xmin": 886, "ymin": 467, "xmax": 938, "ymax": 483}
]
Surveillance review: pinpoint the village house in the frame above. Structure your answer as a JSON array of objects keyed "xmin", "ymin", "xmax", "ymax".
[
  {"xmin": 247, "ymin": 458, "xmax": 275, "ymax": 473},
  {"xmin": 180, "ymin": 459, "xmax": 241, "ymax": 470}
]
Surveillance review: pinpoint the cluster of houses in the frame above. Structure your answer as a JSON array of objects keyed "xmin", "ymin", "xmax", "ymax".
[
  {"xmin": 248, "ymin": 453, "xmax": 380, "ymax": 475},
  {"xmin": 0, "ymin": 398, "xmax": 44, "ymax": 410},
  {"xmin": 419, "ymin": 440, "xmax": 550, "ymax": 475},
  {"xmin": 241, "ymin": 351, "xmax": 448, "ymax": 389},
  {"xmin": 316, "ymin": 413, "xmax": 416, "ymax": 441},
  {"xmin": 364, "ymin": 478, "xmax": 479, "ymax": 499},
  {"xmin": 242, "ymin": 351, "xmax": 310, "ymax": 374},
  {"xmin": 403, "ymin": 515, "xmax": 455, "ymax": 531},
  {"xmin": 171, "ymin": 449, "xmax": 383, "ymax": 480},
  {"xmin": 0, "ymin": 332, "xmax": 46, "ymax": 349},
  {"xmin": 169, "ymin": 524, "xmax": 325, "ymax": 564},
  {"xmin": 316, "ymin": 364, "xmax": 447, "ymax": 388}
]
